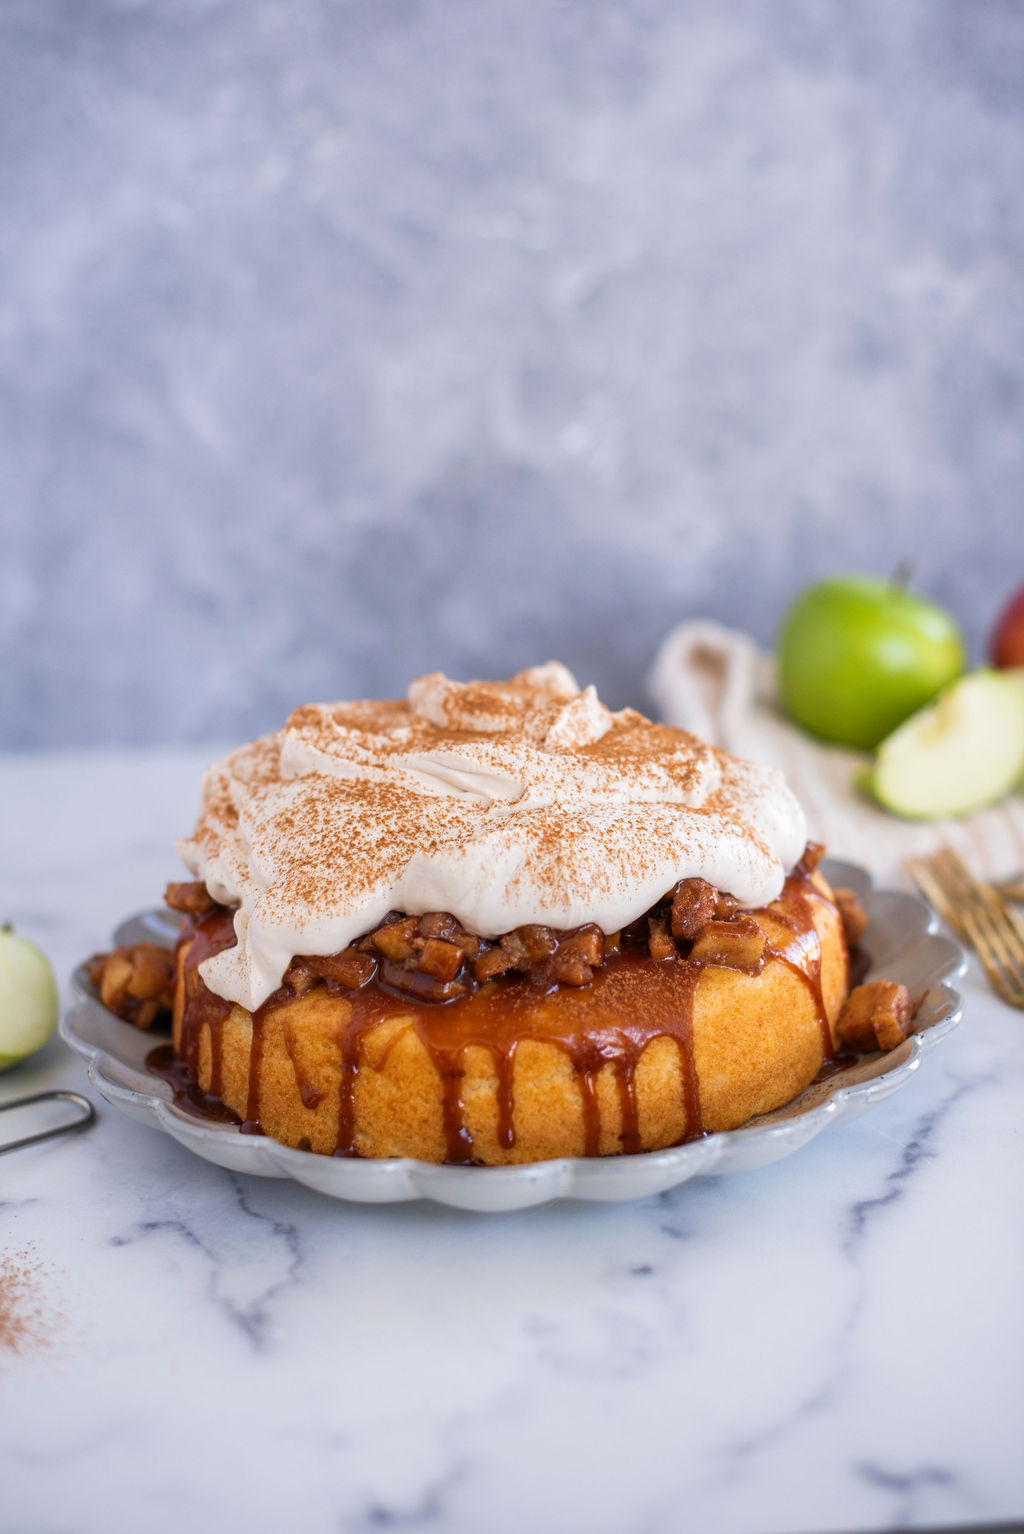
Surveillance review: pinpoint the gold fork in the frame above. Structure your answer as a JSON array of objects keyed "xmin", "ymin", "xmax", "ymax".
[{"xmin": 907, "ymin": 848, "xmax": 1024, "ymax": 1010}]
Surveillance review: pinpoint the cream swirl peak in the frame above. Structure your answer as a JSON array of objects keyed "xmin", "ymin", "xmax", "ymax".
[{"xmin": 178, "ymin": 664, "xmax": 808, "ymax": 1012}]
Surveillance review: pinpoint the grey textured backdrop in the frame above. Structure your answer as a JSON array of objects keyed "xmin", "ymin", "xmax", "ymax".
[{"xmin": 2, "ymin": 0, "xmax": 1023, "ymax": 748}]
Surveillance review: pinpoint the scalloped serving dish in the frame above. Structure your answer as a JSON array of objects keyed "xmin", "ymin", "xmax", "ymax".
[{"xmin": 62, "ymin": 860, "xmax": 964, "ymax": 1211}]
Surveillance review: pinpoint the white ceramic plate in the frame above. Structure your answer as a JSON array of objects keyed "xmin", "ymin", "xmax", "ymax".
[{"xmin": 61, "ymin": 860, "xmax": 964, "ymax": 1211}]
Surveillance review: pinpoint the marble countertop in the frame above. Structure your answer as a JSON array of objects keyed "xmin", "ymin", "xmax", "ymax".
[{"xmin": 2, "ymin": 748, "xmax": 1023, "ymax": 1534}]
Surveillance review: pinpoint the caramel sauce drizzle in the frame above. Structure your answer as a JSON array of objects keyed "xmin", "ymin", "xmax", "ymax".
[
  {"xmin": 145, "ymin": 1044, "xmax": 241, "ymax": 1126},
  {"xmin": 282, "ymin": 1019, "xmax": 324, "ymax": 1110},
  {"xmin": 241, "ymin": 1013, "xmax": 266, "ymax": 1136},
  {"xmin": 168, "ymin": 865, "xmax": 837, "ymax": 1162},
  {"xmin": 175, "ymin": 906, "xmax": 234, "ymax": 1094}
]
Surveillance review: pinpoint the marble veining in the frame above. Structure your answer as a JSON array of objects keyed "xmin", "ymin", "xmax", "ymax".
[
  {"xmin": 841, "ymin": 1073, "xmax": 990, "ymax": 1251},
  {"xmin": 705, "ymin": 1079, "xmax": 990, "ymax": 1489},
  {"xmin": 106, "ymin": 1169, "xmax": 306, "ymax": 1354},
  {"xmin": 2, "ymin": 748, "xmax": 1024, "ymax": 1534}
]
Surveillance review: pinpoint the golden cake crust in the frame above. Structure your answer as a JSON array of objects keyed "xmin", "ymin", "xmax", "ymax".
[{"xmin": 171, "ymin": 869, "xmax": 848, "ymax": 1164}]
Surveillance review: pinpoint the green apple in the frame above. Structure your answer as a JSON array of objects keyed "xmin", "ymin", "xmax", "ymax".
[
  {"xmin": 778, "ymin": 576, "xmax": 962, "ymax": 748},
  {"xmin": 777, "ymin": 576, "xmax": 966, "ymax": 750},
  {"xmin": 867, "ymin": 670, "xmax": 1024, "ymax": 819},
  {"xmin": 0, "ymin": 925, "xmax": 58, "ymax": 1070}
]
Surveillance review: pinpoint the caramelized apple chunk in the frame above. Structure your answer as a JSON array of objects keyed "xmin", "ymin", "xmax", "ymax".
[
  {"xmin": 539, "ymin": 950, "xmax": 593, "ymax": 987},
  {"xmin": 369, "ymin": 917, "xmax": 420, "ymax": 961},
  {"xmin": 417, "ymin": 937, "xmax": 464, "ymax": 982},
  {"xmin": 416, "ymin": 911, "xmax": 459, "ymax": 942},
  {"xmin": 689, "ymin": 914, "xmax": 767, "ymax": 974},
  {"xmin": 164, "ymin": 881, "xmax": 217, "ymax": 916},
  {"xmin": 670, "ymin": 878, "xmax": 719, "ymax": 941},
  {"xmin": 288, "ymin": 949, "xmax": 378, "ymax": 994},
  {"xmin": 379, "ymin": 960, "xmax": 466, "ymax": 1002},
  {"xmin": 558, "ymin": 925, "xmax": 604, "ymax": 967},
  {"xmin": 647, "ymin": 914, "xmax": 676, "ymax": 961},
  {"xmin": 513, "ymin": 925, "xmax": 561, "ymax": 961},
  {"xmin": 539, "ymin": 925, "xmax": 605, "ymax": 987},
  {"xmin": 89, "ymin": 943, "xmax": 176, "ymax": 1029},
  {"xmin": 800, "ymin": 841, "xmax": 827, "ymax": 874},
  {"xmin": 837, "ymin": 979, "xmax": 915, "ymax": 1052},
  {"xmin": 471, "ymin": 945, "xmax": 516, "ymax": 982},
  {"xmin": 282, "ymin": 959, "xmax": 322, "ymax": 998}
]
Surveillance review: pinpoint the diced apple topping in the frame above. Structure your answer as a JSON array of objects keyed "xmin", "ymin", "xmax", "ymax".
[
  {"xmin": 282, "ymin": 959, "xmax": 321, "ymax": 997},
  {"xmin": 799, "ymin": 841, "xmax": 827, "ymax": 875},
  {"xmin": 472, "ymin": 945, "xmax": 516, "ymax": 982},
  {"xmin": 144, "ymin": 843, "xmax": 909, "ymax": 1029},
  {"xmin": 164, "ymin": 881, "xmax": 217, "ymax": 916},
  {"xmin": 647, "ymin": 914, "xmax": 676, "ymax": 961},
  {"xmin": 836, "ymin": 979, "xmax": 916, "ymax": 1052},
  {"xmin": 689, "ymin": 914, "xmax": 767, "ymax": 974},
  {"xmin": 89, "ymin": 943, "xmax": 176, "ymax": 1029},
  {"xmin": 670, "ymin": 878, "xmax": 718, "ymax": 941},
  {"xmin": 417, "ymin": 937, "xmax": 464, "ymax": 982},
  {"xmin": 369, "ymin": 917, "xmax": 420, "ymax": 961},
  {"xmin": 287, "ymin": 949, "xmax": 377, "ymax": 994}
]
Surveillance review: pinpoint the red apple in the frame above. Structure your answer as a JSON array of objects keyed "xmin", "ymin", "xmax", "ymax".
[{"xmin": 991, "ymin": 584, "xmax": 1024, "ymax": 668}]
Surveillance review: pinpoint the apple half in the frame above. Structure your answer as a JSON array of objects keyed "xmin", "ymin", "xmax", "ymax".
[
  {"xmin": 0, "ymin": 925, "xmax": 58, "ymax": 1070},
  {"xmin": 867, "ymin": 671, "xmax": 1024, "ymax": 820}
]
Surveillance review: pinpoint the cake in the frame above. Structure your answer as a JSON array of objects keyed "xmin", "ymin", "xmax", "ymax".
[{"xmin": 90, "ymin": 664, "xmax": 918, "ymax": 1163}]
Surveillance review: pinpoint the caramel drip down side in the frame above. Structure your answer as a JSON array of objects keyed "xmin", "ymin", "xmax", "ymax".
[
  {"xmin": 334, "ymin": 1048, "xmax": 361, "ymax": 1159},
  {"xmin": 765, "ymin": 874, "xmax": 837, "ymax": 1061},
  {"xmin": 241, "ymin": 1010, "xmax": 267, "ymax": 1136},
  {"xmin": 615, "ymin": 1052, "xmax": 642, "ymax": 1157},
  {"xmin": 317, "ymin": 953, "xmax": 707, "ymax": 1162},
  {"xmin": 494, "ymin": 1043, "xmax": 519, "ymax": 1152},
  {"xmin": 170, "ymin": 865, "xmax": 831, "ymax": 1160},
  {"xmin": 282, "ymin": 1018, "xmax": 324, "ymax": 1110},
  {"xmin": 175, "ymin": 908, "xmax": 235, "ymax": 1094},
  {"xmin": 671, "ymin": 964, "xmax": 703, "ymax": 1145}
]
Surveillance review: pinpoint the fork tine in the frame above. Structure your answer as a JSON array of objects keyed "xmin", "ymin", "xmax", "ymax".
[
  {"xmin": 907, "ymin": 858, "xmax": 961, "ymax": 932},
  {"xmin": 979, "ymin": 904, "xmax": 1024, "ymax": 979},
  {"xmin": 939, "ymin": 850, "xmax": 1024, "ymax": 980},
  {"xmin": 965, "ymin": 908, "xmax": 1023, "ymax": 999},
  {"xmin": 1008, "ymin": 904, "xmax": 1024, "ymax": 945},
  {"xmin": 908, "ymin": 849, "xmax": 1024, "ymax": 1009},
  {"xmin": 934, "ymin": 850, "xmax": 1024, "ymax": 980},
  {"xmin": 957, "ymin": 902, "xmax": 1017, "ymax": 995},
  {"xmin": 907, "ymin": 854, "xmax": 1002, "ymax": 983}
]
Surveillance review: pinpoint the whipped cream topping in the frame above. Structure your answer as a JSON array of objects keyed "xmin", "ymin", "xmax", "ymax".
[{"xmin": 178, "ymin": 664, "xmax": 808, "ymax": 1012}]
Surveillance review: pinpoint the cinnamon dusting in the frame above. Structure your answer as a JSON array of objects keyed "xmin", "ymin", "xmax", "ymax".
[{"xmin": 0, "ymin": 1245, "xmax": 59, "ymax": 1357}]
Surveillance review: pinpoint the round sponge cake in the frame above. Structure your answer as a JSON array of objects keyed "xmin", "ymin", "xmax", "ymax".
[{"xmin": 171, "ymin": 867, "xmax": 848, "ymax": 1164}]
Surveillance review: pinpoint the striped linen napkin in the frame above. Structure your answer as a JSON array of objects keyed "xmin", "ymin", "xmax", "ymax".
[{"xmin": 648, "ymin": 620, "xmax": 1024, "ymax": 889}]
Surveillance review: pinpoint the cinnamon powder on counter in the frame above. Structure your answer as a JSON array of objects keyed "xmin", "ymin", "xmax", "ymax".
[{"xmin": 0, "ymin": 1244, "xmax": 58, "ymax": 1356}]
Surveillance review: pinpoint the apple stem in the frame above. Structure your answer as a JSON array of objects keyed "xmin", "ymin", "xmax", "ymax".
[{"xmin": 891, "ymin": 559, "xmax": 914, "ymax": 589}]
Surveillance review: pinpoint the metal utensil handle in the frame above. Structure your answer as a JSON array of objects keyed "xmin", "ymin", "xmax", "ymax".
[{"xmin": 0, "ymin": 1089, "xmax": 97, "ymax": 1155}]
